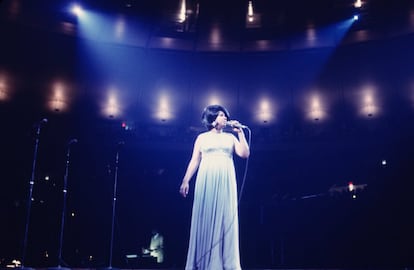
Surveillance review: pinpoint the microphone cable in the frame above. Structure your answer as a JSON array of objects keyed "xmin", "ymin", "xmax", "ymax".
[
  {"xmin": 238, "ymin": 126, "xmax": 251, "ymax": 204},
  {"xmin": 193, "ymin": 126, "xmax": 252, "ymax": 268}
]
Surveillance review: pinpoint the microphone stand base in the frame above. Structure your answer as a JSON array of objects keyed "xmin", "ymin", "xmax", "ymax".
[
  {"xmin": 97, "ymin": 267, "xmax": 119, "ymax": 270},
  {"xmin": 18, "ymin": 267, "xmax": 35, "ymax": 270},
  {"xmin": 48, "ymin": 267, "xmax": 71, "ymax": 270}
]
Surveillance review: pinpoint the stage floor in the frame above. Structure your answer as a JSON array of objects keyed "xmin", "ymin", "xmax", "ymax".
[{"xmin": 22, "ymin": 267, "xmax": 414, "ymax": 270}]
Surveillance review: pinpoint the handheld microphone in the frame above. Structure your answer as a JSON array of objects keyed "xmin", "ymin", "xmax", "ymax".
[{"xmin": 226, "ymin": 120, "xmax": 248, "ymax": 129}]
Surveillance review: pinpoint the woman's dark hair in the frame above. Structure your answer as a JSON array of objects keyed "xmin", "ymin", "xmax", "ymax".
[{"xmin": 201, "ymin": 104, "xmax": 230, "ymax": 130}]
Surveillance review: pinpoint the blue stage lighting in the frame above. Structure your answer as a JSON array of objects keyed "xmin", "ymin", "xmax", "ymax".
[
  {"xmin": 353, "ymin": 15, "xmax": 359, "ymax": 21},
  {"xmin": 71, "ymin": 3, "xmax": 83, "ymax": 17}
]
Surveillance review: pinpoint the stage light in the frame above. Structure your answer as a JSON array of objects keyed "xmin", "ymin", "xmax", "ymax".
[
  {"xmin": 382, "ymin": 159, "xmax": 387, "ymax": 166},
  {"xmin": 207, "ymin": 95, "xmax": 221, "ymax": 106},
  {"xmin": 71, "ymin": 3, "xmax": 83, "ymax": 17},
  {"xmin": 0, "ymin": 75, "xmax": 10, "ymax": 101},
  {"xmin": 256, "ymin": 98, "xmax": 274, "ymax": 124},
  {"xmin": 306, "ymin": 26, "xmax": 316, "ymax": 43},
  {"xmin": 210, "ymin": 25, "xmax": 221, "ymax": 44},
  {"xmin": 121, "ymin": 121, "xmax": 134, "ymax": 130},
  {"xmin": 353, "ymin": 15, "xmax": 359, "ymax": 21},
  {"xmin": 358, "ymin": 85, "xmax": 380, "ymax": 118},
  {"xmin": 179, "ymin": 0, "xmax": 186, "ymax": 23},
  {"xmin": 248, "ymin": 1, "xmax": 253, "ymax": 16},
  {"xmin": 354, "ymin": 0, "xmax": 363, "ymax": 8},
  {"xmin": 362, "ymin": 91, "xmax": 377, "ymax": 117},
  {"xmin": 8, "ymin": 259, "xmax": 22, "ymax": 268},
  {"xmin": 104, "ymin": 91, "xmax": 120, "ymax": 118},
  {"xmin": 348, "ymin": 182, "xmax": 354, "ymax": 192},
  {"xmin": 49, "ymin": 82, "xmax": 67, "ymax": 112},
  {"xmin": 247, "ymin": 1, "xmax": 254, "ymax": 22},
  {"xmin": 309, "ymin": 95, "xmax": 325, "ymax": 121},
  {"xmin": 157, "ymin": 95, "xmax": 172, "ymax": 121}
]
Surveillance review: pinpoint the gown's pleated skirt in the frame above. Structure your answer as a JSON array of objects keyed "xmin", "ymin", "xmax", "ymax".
[{"xmin": 185, "ymin": 153, "xmax": 241, "ymax": 270}]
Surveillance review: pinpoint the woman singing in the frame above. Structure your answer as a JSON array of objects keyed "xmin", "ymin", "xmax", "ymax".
[{"xmin": 179, "ymin": 104, "xmax": 250, "ymax": 270}]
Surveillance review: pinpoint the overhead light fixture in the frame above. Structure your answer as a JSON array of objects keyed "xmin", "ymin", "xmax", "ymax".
[
  {"xmin": 0, "ymin": 76, "xmax": 9, "ymax": 101},
  {"xmin": 246, "ymin": 1, "xmax": 261, "ymax": 28},
  {"xmin": 70, "ymin": 3, "xmax": 83, "ymax": 17},
  {"xmin": 157, "ymin": 94, "xmax": 172, "ymax": 122},
  {"xmin": 247, "ymin": 1, "xmax": 254, "ymax": 22},
  {"xmin": 49, "ymin": 82, "xmax": 67, "ymax": 112},
  {"xmin": 309, "ymin": 95, "xmax": 325, "ymax": 121},
  {"xmin": 105, "ymin": 90, "xmax": 120, "ymax": 118},
  {"xmin": 354, "ymin": 0, "xmax": 363, "ymax": 8},
  {"xmin": 361, "ymin": 87, "xmax": 378, "ymax": 118},
  {"xmin": 179, "ymin": 0, "xmax": 186, "ymax": 23},
  {"xmin": 257, "ymin": 98, "xmax": 274, "ymax": 124}
]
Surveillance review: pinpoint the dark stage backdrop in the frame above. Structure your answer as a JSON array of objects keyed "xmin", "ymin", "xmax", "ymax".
[{"xmin": 0, "ymin": 19, "xmax": 414, "ymax": 269}]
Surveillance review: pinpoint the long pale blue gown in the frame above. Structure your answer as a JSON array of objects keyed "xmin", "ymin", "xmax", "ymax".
[{"xmin": 185, "ymin": 131, "xmax": 242, "ymax": 270}]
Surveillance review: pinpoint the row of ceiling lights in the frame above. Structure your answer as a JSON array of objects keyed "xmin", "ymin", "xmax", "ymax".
[{"xmin": 0, "ymin": 74, "xmax": 386, "ymax": 124}]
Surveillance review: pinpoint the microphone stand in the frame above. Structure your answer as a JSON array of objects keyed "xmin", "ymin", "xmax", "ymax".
[
  {"xmin": 20, "ymin": 119, "xmax": 47, "ymax": 270},
  {"xmin": 100, "ymin": 142, "xmax": 123, "ymax": 270},
  {"xmin": 49, "ymin": 139, "xmax": 77, "ymax": 270}
]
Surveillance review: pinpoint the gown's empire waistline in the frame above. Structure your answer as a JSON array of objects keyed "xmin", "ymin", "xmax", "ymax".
[{"xmin": 202, "ymin": 151, "xmax": 232, "ymax": 158}]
